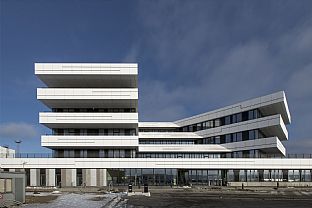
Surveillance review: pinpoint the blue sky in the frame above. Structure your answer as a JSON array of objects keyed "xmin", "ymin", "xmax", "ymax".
[{"xmin": 0, "ymin": 0, "xmax": 312, "ymax": 154}]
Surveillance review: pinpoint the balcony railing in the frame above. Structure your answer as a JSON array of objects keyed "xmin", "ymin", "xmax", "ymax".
[{"xmin": 1, "ymin": 153, "xmax": 312, "ymax": 159}]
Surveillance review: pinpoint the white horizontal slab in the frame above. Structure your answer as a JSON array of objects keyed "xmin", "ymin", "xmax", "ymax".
[
  {"xmin": 139, "ymin": 132, "xmax": 202, "ymax": 139},
  {"xmin": 37, "ymin": 88, "xmax": 138, "ymax": 108},
  {"xmin": 35, "ymin": 63, "xmax": 138, "ymax": 75},
  {"xmin": 37, "ymin": 88, "xmax": 138, "ymax": 100},
  {"xmin": 1, "ymin": 158, "xmax": 312, "ymax": 169},
  {"xmin": 139, "ymin": 122, "xmax": 179, "ymax": 128},
  {"xmin": 196, "ymin": 114, "xmax": 288, "ymax": 141},
  {"xmin": 39, "ymin": 112, "xmax": 138, "ymax": 128},
  {"xmin": 35, "ymin": 63, "xmax": 138, "ymax": 88},
  {"xmin": 138, "ymin": 137, "xmax": 285, "ymax": 155},
  {"xmin": 41, "ymin": 135, "xmax": 139, "ymax": 148},
  {"xmin": 175, "ymin": 91, "xmax": 290, "ymax": 126}
]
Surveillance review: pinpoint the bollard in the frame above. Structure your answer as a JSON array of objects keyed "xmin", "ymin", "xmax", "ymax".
[
  {"xmin": 128, "ymin": 184, "xmax": 133, "ymax": 193},
  {"xmin": 143, "ymin": 183, "xmax": 148, "ymax": 193},
  {"xmin": 242, "ymin": 183, "xmax": 244, "ymax": 190}
]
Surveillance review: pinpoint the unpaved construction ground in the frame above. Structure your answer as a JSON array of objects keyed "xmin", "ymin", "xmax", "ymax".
[
  {"xmin": 125, "ymin": 188, "xmax": 312, "ymax": 208},
  {"xmin": 20, "ymin": 187, "xmax": 312, "ymax": 208}
]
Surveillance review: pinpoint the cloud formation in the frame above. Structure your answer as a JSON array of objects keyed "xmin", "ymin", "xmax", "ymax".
[
  {"xmin": 132, "ymin": 0, "xmax": 312, "ymax": 153},
  {"xmin": 0, "ymin": 122, "xmax": 38, "ymax": 140}
]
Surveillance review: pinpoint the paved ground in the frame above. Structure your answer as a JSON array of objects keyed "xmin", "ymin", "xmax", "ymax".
[
  {"xmin": 22, "ymin": 192, "xmax": 127, "ymax": 208},
  {"xmin": 20, "ymin": 188, "xmax": 312, "ymax": 208},
  {"xmin": 125, "ymin": 188, "xmax": 312, "ymax": 208}
]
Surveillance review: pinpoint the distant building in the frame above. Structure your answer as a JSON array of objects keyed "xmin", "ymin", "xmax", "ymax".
[
  {"xmin": 0, "ymin": 146, "xmax": 15, "ymax": 158},
  {"xmin": 0, "ymin": 171, "xmax": 25, "ymax": 206},
  {"xmin": 0, "ymin": 63, "xmax": 311, "ymax": 187}
]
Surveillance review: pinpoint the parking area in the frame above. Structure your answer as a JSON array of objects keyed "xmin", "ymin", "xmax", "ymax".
[{"xmin": 18, "ymin": 187, "xmax": 312, "ymax": 208}]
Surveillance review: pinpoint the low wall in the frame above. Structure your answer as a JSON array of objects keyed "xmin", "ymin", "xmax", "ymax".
[{"xmin": 228, "ymin": 182, "xmax": 312, "ymax": 187}]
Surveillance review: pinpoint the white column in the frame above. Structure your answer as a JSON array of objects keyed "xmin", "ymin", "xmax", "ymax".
[
  {"xmin": 103, "ymin": 169, "xmax": 107, "ymax": 186},
  {"xmin": 46, "ymin": 169, "xmax": 56, "ymax": 186},
  {"xmin": 90, "ymin": 169, "xmax": 96, "ymax": 186},
  {"xmin": 71, "ymin": 169, "xmax": 77, "ymax": 186},
  {"xmin": 30, "ymin": 169, "xmax": 39, "ymax": 186}
]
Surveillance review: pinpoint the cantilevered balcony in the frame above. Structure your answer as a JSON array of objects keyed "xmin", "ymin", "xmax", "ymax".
[
  {"xmin": 138, "ymin": 136, "xmax": 285, "ymax": 156},
  {"xmin": 196, "ymin": 114, "xmax": 288, "ymax": 141},
  {"xmin": 39, "ymin": 112, "xmax": 138, "ymax": 128},
  {"xmin": 37, "ymin": 88, "xmax": 138, "ymax": 108},
  {"xmin": 35, "ymin": 63, "xmax": 138, "ymax": 88},
  {"xmin": 175, "ymin": 91, "xmax": 291, "ymax": 127},
  {"xmin": 41, "ymin": 135, "xmax": 138, "ymax": 148}
]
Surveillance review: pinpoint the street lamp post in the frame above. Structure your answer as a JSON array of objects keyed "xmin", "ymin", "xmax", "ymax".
[{"xmin": 15, "ymin": 140, "xmax": 22, "ymax": 158}]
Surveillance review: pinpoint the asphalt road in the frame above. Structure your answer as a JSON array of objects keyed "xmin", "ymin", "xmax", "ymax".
[{"xmin": 125, "ymin": 188, "xmax": 312, "ymax": 208}]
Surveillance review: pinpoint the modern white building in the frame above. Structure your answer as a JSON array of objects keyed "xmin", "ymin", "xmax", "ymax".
[
  {"xmin": 0, "ymin": 146, "xmax": 15, "ymax": 158},
  {"xmin": 0, "ymin": 63, "xmax": 312, "ymax": 187}
]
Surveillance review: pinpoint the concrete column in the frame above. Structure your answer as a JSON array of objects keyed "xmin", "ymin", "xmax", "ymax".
[
  {"xmin": 82, "ymin": 169, "xmax": 87, "ymax": 186},
  {"xmin": 46, "ymin": 169, "xmax": 56, "ymax": 186},
  {"xmin": 62, "ymin": 169, "xmax": 77, "ymax": 187},
  {"xmin": 233, "ymin": 170, "xmax": 240, "ymax": 182},
  {"xmin": 96, "ymin": 169, "xmax": 107, "ymax": 186},
  {"xmin": 61, "ymin": 169, "xmax": 66, "ymax": 187},
  {"xmin": 90, "ymin": 169, "xmax": 96, "ymax": 186},
  {"xmin": 71, "ymin": 169, "xmax": 77, "ymax": 186},
  {"xmin": 30, "ymin": 169, "xmax": 40, "ymax": 186},
  {"xmin": 103, "ymin": 169, "xmax": 107, "ymax": 186},
  {"xmin": 84, "ymin": 169, "xmax": 97, "ymax": 186}
]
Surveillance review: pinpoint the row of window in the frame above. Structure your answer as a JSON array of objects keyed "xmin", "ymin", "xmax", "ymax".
[
  {"xmin": 52, "ymin": 128, "xmax": 137, "ymax": 136},
  {"xmin": 139, "ymin": 140, "xmax": 195, "ymax": 145},
  {"xmin": 201, "ymin": 129, "xmax": 265, "ymax": 144},
  {"xmin": 139, "ymin": 129, "xmax": 176, "ymax": 132},
  {"xmin": 52, "ymin": 108, "xmax": 137, "ymax": 113},
  {"xmin": 0, "ymin": 178, "xmax": 12, "ymax": 193},
  {"xmin": 21, "ymin": 168, "xmax": 312, "ymax": 187},
  {"xmin": 54, "ymin": 149, "xmax": 136, "ymax": 158},
  {"xmin": 180, "ymin": 109, "xmax": 262, "ymax": 132},
  {"xmin": 137, "ymin": 150, "xmax": 275, "ymax": 159}
]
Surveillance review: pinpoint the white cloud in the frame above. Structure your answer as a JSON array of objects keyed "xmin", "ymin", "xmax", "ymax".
[
  {"xmin": 122, "ymin": 45, "xmax": 139, "ymax": 63},
  {"xmin": 0, "ymin": 122, "xmax": 38, "ymax": 140},
  {"xmin": 135, "ymin": 1, "xmax": 312, "ymax": 152}
]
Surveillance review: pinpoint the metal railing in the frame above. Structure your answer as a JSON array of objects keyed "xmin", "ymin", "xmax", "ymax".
[{"xmin": 1, "ymin": 153, "xmax": 312, "ymax": 159}]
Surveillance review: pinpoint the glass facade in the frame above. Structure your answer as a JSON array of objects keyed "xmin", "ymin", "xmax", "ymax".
[
  {"xmin": 52, "ymin": 128, "xmax": 137, "ymax": 136},
  {"xmin": 104, "ymin": 168, "xmax": 312, "ymax": 186},
  {"xmin": 52, "ymin": 108, "xmax": 136, "ymax": 113},
  {"xmin": 179, "ymin": 109, "xmax": 262, "ymax": 132}
]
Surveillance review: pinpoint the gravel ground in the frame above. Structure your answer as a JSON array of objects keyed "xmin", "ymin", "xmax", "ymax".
[
  {"xmin": 20, "ymin": 188, "xmax": 312, "ymax": 208},
  {"xmin": 22, "ymin": 192, "xmax": 127, "ymax": 208},
  {"xmin": 125, "ymin": 188, "xmax": 312, "ymax": 208}
]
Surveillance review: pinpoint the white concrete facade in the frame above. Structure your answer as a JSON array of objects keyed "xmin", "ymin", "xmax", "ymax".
[{"xmin": 1, "ymin": 63, "xmax": 312, "ymax": 187}]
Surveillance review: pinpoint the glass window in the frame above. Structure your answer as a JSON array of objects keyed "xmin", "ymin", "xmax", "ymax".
[
  {"xmin": 236, "ymin": 132, "xmax": 242, "ymax": 142},
  {"xmin": 232, "ymin": 133, "xmax": 237, "ymax": 142},
  {"xmin": 248, "ymin": 110, "xmax": 254, "ymax": 120},
  {"xmin": 214, "ymin": 136, "xmax": 220, "ymax": 144},
  {"xmin": 197, "ymin": 123, "xmax": 202, "ymax": 131},
  {"xmin": 202, "ymin": 122, "xmax": 207, "ymax": 129},
  {"xmin": 232, "ymin": 114, "xmax": 237, "ymax": 123},
  {"xmin": 0, "ymin": 179, "xmax": 4, "ymax": 193},
  {"xmin": 225, "ymin": 134, "xmax": 232, "ymax": 143},
  {"xmin": 236, "ymin": 113, "xmax": 242, "ymax": 122},
  {"xmin": 225, "ymin": 116, "xmax": 231, "ymax": 125},
  {"xmin": 6, "ymin": 179, "xmax": 12, "ymax": 192},
  {"xmin": 214, "ymin": 119, "xmax": 221, "ymax": 127},
  {"xmin": 249, "ymin": 130, "xmax": 255, "ymax": 140},
  {"xmin": 254, "ymin": 130, "xmax": 259, "ymax": 139}
]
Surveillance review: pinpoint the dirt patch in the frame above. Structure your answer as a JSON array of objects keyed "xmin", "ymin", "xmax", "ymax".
[
  {"xmin": 25, "ymin": 195, "xmax": 59, "ymax": 204},
  {"xmin": 88, "ymin": 196, "xmax": 107, "ymax": 201},
  {"xmin": 125, "ymin": 189, "xmax": 312, "ymax": 208}
]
